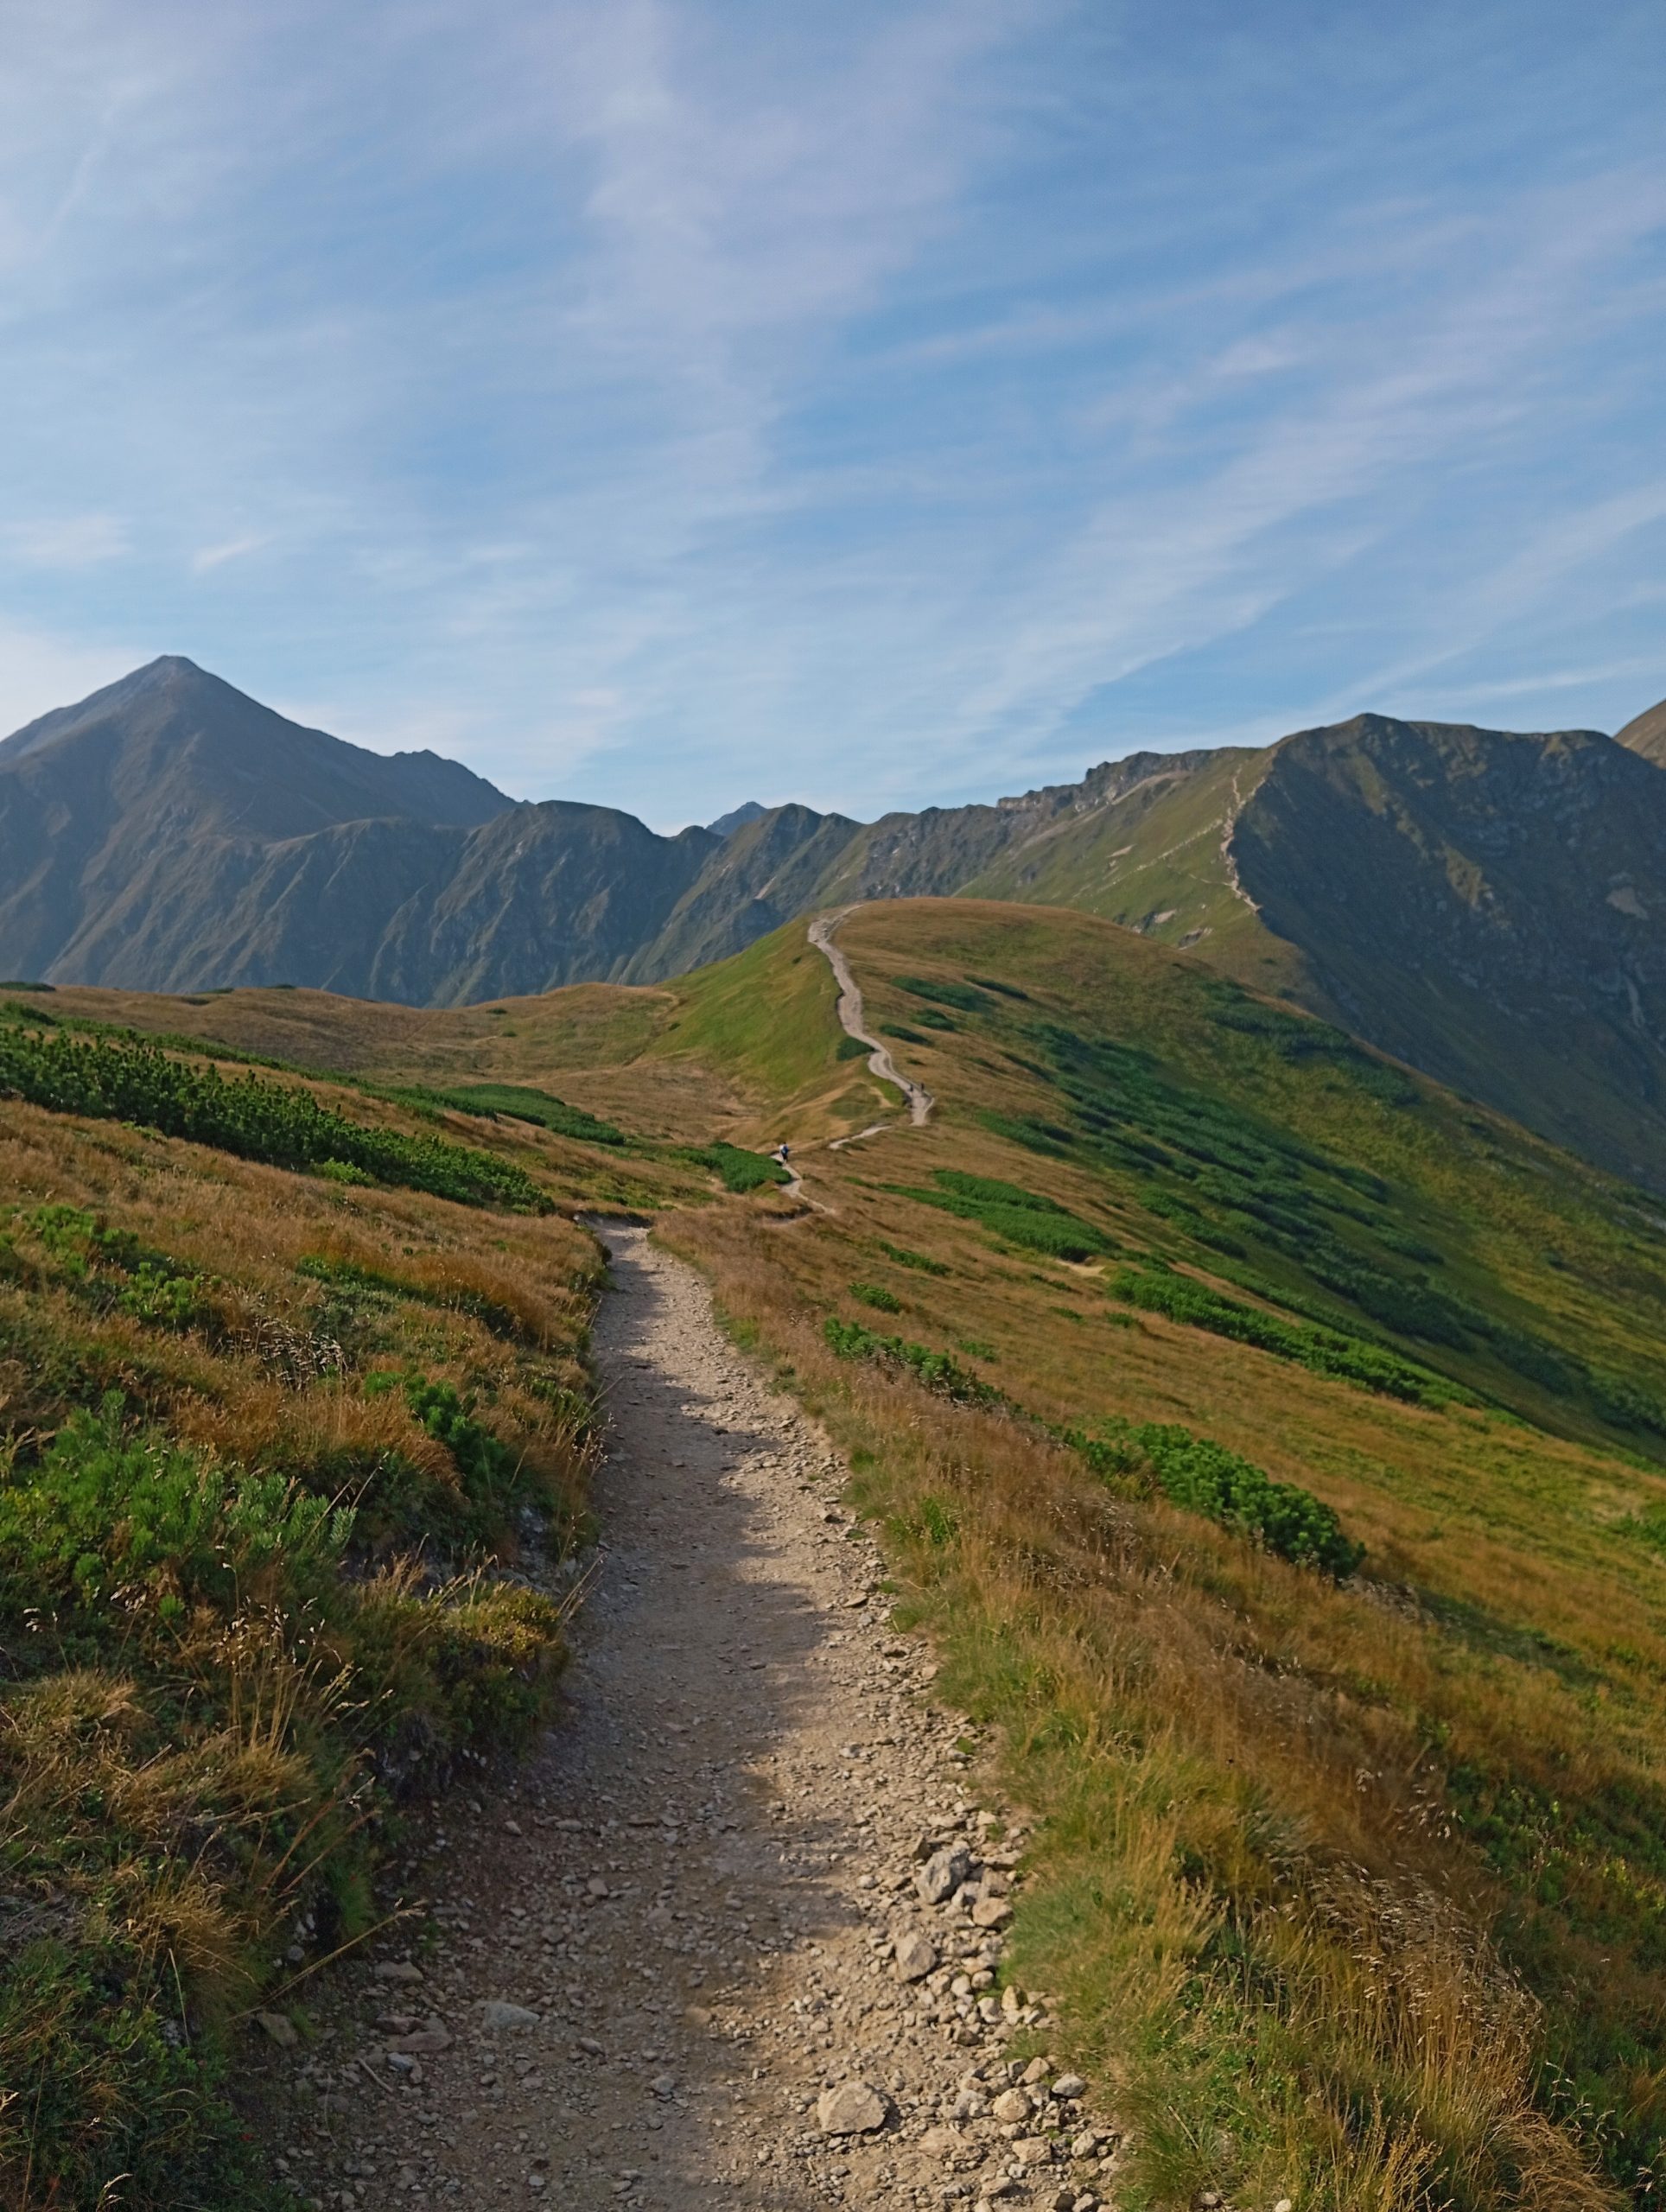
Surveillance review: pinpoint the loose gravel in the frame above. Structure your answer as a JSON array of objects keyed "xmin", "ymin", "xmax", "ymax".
[{"xmin": 249, "ymin": 1224, "xmax": 1125, "ymax": 2209}]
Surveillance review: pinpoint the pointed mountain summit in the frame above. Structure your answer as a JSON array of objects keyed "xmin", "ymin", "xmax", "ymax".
[
  {"xmin": 0, "ymin": 655, "xmax": 509, "ymax": 835},
  {"xmin": 705, "ymin": 799, "xmax": 769, "ymax": 838}
]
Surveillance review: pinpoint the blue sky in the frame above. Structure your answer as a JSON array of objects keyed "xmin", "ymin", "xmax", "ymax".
[{"xmin": 3, "ymin": 0, "xmax": 1663, "ymax": 827}]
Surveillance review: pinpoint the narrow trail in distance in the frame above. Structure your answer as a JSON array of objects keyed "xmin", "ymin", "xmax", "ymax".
[
  {"xmin": 253, "ymin": 1229, "xmax": 1122, "ymax": 2211},
  {"xmin": 807, "ymin": 909, "xmax": 935, "ymax": 1147}
]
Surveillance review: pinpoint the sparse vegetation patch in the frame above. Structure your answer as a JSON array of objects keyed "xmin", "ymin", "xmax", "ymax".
[
  {"xmin": 890, "ymin": 1168, "xmax": 1110, "ymax": 1261},
  {"xmin": 0, "ymin": 1027, "xmax": 550, "ymax": 1211},
  {"xmin": 1109, "ymin": 1262, "xmax": 1463, "ymax": 1407}
]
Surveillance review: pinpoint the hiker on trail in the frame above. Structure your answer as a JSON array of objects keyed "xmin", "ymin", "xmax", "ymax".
[{"xmin": 774, "ymin": 1142, "xmax": 792, "ymax": 1166}]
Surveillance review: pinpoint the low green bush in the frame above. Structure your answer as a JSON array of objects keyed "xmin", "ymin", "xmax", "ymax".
[
  {"xmin": 1108, "ymin": 1264, "xmax": 1457, "ymax": 1407},
  {"xmin": 896, "ymin": 976, "xmax": 995, "ymax": 1014},
  {"xmin": 876, "ymin": 1239, "xmax": 950, "ymax": 1275},
  {"xmin": 682, "ymin": 1142, "xmax": 789, "ymax": 1193},
  {"xmin": 892, "ymin": 1169, "xmax": 1110, "ymax": 1261},
  {"xmin": 0, "ymin": 1028, "xmax": 550, "ymax": 1211},
  {"xmin": 13, "ymin": 1204, "xmax": 211, "ymax": 1332},
  {"xmin": 0, "ymin": 1397, "xmax": 353, "ymax": 1632},
  {"xmin": 823, "ymin": 1317, "xmax": 1004, "ymax": 1407},
  {"xmin": 0, "ymin": 1395, "xmax": 568, "ymax": 2202},
  {"xmin": 849, "ymin": 1281, "xmax": 903, "ymax": 1313},
  {"xmin": 1074, "ymin": 1417, "xmax": 1364, "ymax": 1579},
  {"xmin": 414, "ymin": 1082, "xmax": 626, "ymax": 1147}
]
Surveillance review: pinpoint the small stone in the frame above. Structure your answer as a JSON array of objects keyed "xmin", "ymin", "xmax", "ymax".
[
  {"xmin": 816, "ymin": 2080, "xmax": 889, "ymax": 2135},
  {"xmin": 1001, "ymin": 1985, "xmax": 1022, "ymax": 2017},
  {"xmin": 1052, "ymin": 2193, "xmax": 1077, "ymax": 2212},
  {"xmin": 1051, "ymin": 2073, "xmax": 1085, "ymax": 2100},
  {"xmin": 917, "ymin": 1845, "xmax": 972, "ymax": 1906},
  {"xmin": 893, "ymin": 1930, "xmax": 938, "ymax": 1982},
  {"xmin": 478, "ymin": 2000, "xmax": 541, "ymax": 2031},
  {"xmin": 971, "ymin": 1898, "xmax": 1014, "ymax": 1929},
  {"xmin": 587, "ymin": 1876, "xmax": 610, "ymax": 1898},
  {"xmin": 1071, "ymin": 2131, "xmax": 1099, "ymax": 2158},
  {"xmin": 256, "ymin": 2011, "xmax": 298, "ymax": 2049},
  {"xmin": 920, "ymin": 2126, "xmax": 963, "ymax": 2158},
  {"xmin": 991, "ymin": 2088, "xmax": 1031, "ymax": 2125},
  {"xmin": 1274, "ymin": 2202, "xmax": 1294, "ymax": 2212},
  {"xmin": 372, "ymin": 1961, "xmax": 423, "ymax": 1984},
  {"xmin": 387, "ymin": 2019, "xmax": 452, "ymax": 2055},
  {"xmin": 650, "ymin": 2074, "xmax": 677, "ymax": 2099},
  {"xmin": 1014, "ymin": 2138, "xmax": 1053, "ymax": 2167},
  {"xmin": 1021, "ymin": 2057, "xmax": 1052, "ymax": 2087}
]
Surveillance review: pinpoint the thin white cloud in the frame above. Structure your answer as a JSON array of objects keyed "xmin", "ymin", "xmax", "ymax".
[
  {"xmin": 190, "ymin": 532, "xmax": 272, "ymax": 575},
  {"xmin": 0, "ymin": 2, "xmax": 1661, "ymax": 820},
  {"xmin": 1, "ymin": 513, "xmax": 129, "ymax": 569}
]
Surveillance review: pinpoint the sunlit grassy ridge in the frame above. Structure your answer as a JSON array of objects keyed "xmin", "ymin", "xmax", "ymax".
[{"xmin": 664, "ymin": 897, "xmax": 1666, "ymax": 2208}]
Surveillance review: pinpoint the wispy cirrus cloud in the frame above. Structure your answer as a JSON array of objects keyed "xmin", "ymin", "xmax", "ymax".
[
  {"xmin": 1, "ymin": 513, "xmax": 129, "ymax": 569},
  {"xmin": 0, "ymin": 0, "xmax": 1661, "ymax": 820}
]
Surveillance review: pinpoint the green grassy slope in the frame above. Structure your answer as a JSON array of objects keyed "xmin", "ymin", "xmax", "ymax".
[
  {"xmin": 958, "ymin": 743, "xmax": 1300, "ymax": 993},
  {"xmin": 667, "ymin": 895, "xmax": 1666, "ymax": 2209}
]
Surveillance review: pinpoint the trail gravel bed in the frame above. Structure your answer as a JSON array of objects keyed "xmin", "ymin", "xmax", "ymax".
[
  {"xmin": 808, "ymin": 909, "xmax": 935, "ymax": 1128},
  {"xmin": 251, "ymin": 1226, "xmax": 1122, "ymax": 2210}
]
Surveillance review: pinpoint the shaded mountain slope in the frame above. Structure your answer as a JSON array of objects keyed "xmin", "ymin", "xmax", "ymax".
[
  {"xmin": 625, "ymin": 802, "xmax": 862, "ymax": 981},
  {"xmin": 0, "ymin": 657, "xmax": 510, "ymax": 991},
  {"xmin": 1230, "ymin": 714, "xmax": 1666, "ymax": 1189}
]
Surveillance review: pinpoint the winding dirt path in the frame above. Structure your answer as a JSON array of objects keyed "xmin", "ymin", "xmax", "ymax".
[
  {"xmin": 808, "ymin": 909, "xmax": 934, "ymax": 1134},
  {"xmin": 254, "ymin": 1229, "xmax": 1121, "ymax": 2211}
]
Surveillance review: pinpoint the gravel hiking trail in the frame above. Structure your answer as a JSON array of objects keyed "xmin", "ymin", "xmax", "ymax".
[
  {"xmin": 253, "ymin": 1227, "xmax": 1122, "ymax": 2211},
  {"xmin": 808, "ymin": 909, "xmax": 935, "ymax": 1135}
]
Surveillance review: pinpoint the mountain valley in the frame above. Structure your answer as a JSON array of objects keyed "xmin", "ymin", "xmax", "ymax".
[{"xmin": 3, "ymin": 655, "xmax": 1663, "ymax": 1193}]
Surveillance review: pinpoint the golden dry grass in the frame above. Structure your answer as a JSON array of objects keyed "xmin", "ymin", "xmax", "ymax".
[
  {"xmin": 667, "ymin": 1203, "xmax": 1621, "ymax": 2206},
  {"xmin": 0, "ymin": 1077, "xmax": 605, "ymax": 2204}
]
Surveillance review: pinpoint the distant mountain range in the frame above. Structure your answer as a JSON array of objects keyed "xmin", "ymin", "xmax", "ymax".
[{"xmin": 3, "ymin": 653, "xmax": 1664, "ymax": 1186}]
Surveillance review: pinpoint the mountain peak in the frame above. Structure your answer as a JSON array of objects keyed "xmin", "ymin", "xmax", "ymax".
[{"xmin": 706, "ymin": 800, "xmax": 769, "ymax": 838}]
